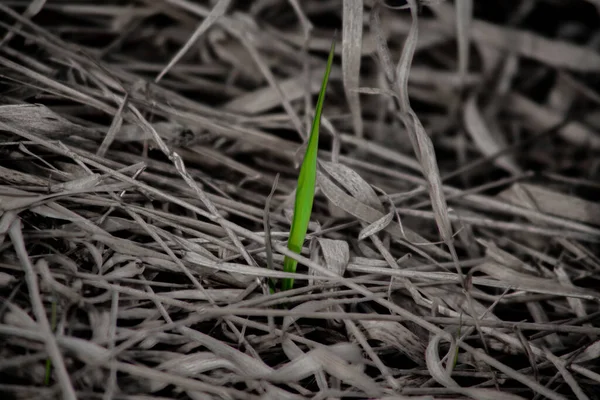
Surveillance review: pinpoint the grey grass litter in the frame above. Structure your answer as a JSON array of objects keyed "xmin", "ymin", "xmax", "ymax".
[{"xmin": 1, "ymin": 1, "xmax": 599, "ymax": 399}]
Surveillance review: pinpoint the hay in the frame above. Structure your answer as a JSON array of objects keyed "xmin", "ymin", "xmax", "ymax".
[{"xmin": 1, "ymin": 1, "xmax": 599, "ymax": 399}]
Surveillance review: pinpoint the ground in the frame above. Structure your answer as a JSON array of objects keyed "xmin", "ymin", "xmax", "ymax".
[{"xmin": 1, "ymin": 1, "xmax": 600, "ymax": 399}]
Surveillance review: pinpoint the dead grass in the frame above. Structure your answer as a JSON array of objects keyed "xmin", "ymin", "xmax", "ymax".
[{"xmin": 1, "ymin": 0, "xmax": 600, "ymax": 399}]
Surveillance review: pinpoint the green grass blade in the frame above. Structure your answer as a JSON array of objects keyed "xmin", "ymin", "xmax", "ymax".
[
  {"xmin": 451, "ymin": 313, "xmax": 462, "ymax": 370},
  {"xmin": 281, "ymin": 38, "xmax": 336, "ymax": 291},
  {"xmin": 44, "ymin": 298, "xmax": 57, "ymax": 385}
]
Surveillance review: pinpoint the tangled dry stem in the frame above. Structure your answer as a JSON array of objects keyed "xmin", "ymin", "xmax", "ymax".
[{"xmin": 1, "ymin": 1, "xmax": 600, "ymax": 399}]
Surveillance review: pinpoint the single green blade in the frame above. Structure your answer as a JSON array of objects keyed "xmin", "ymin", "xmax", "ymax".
[
  {"xmin": 281, "ymin": 39, "xmax": 336, "ymax": 291},
  {"xmin": 44, "ymin": 298, "xmax": 57, "ymax": 385}
]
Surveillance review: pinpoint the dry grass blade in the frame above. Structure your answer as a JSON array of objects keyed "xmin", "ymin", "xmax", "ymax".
[
  {"xmin": 358, "ymin": 210, "xmax": 394, "ymax": 240},
  {"xmin": 317, "ymin": 171, "xmax": 451, "ymax": 259},
  {"xmin": 156, "ymin": 0, "xmax": 232, "ymax": 83},
  {"xmin": 545, "ymin": 349, "xmax": 591, "ymax": 400},
  {"xmin": 499, "ymin": 183, "xmax": 600, "ymax": 226},
  {"xmin": 342, "ymin": 0, "xmax": 364, "ymax": 138},
  {"xmin": 463, "ymin": 93, "xmax": 521, "ymax": 174},
  {"xmin": 393, "ymin": 0, "xmax": 455, "ymax": 249},
  {"xmin": 505, "ymin": 93, "xmax": 600, "ymax": 149},
  {"xmin": 316, "ymin": 238, "xmax": 349, "ymax": 278},
  {"xmin": 426, "ymin": 332, "xmax": 550, "ymax": 400},
  {"xmin": 0, "ymin": 104, "xmax": 98, "ymax": 139},
  {"xmin": 224, "ymin": 70, "xmax": 325, "ymax": 114},
  {"xmin": 97, "ymin": 93, "xmax": 128, "ymax": 157},
  {"xmin": 455, "ymin": 0, "xmax": 473, "ymax": 87},
  {"xmin": 360, "ymin": 319, "xmax": 425, "ymax": 365},
  {"xmin": 435, "ymin": 1, "xmax": 600, "ymax": 72},
  {"xmin": 0, "ymin": 0, "xmax": 46, "ymax": 47},
  {"xmin": 276, "ymin": 344, "xmax": 383, "ymax": 396},
  {"xmin": 8, "ymin": 221, "xmax": 76, "ymax": 400}
]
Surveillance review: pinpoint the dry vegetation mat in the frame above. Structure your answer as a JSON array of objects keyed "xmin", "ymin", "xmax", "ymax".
[{"xmin": 1, "ymin": 0, "xmax": 600, "ymax": 399}]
